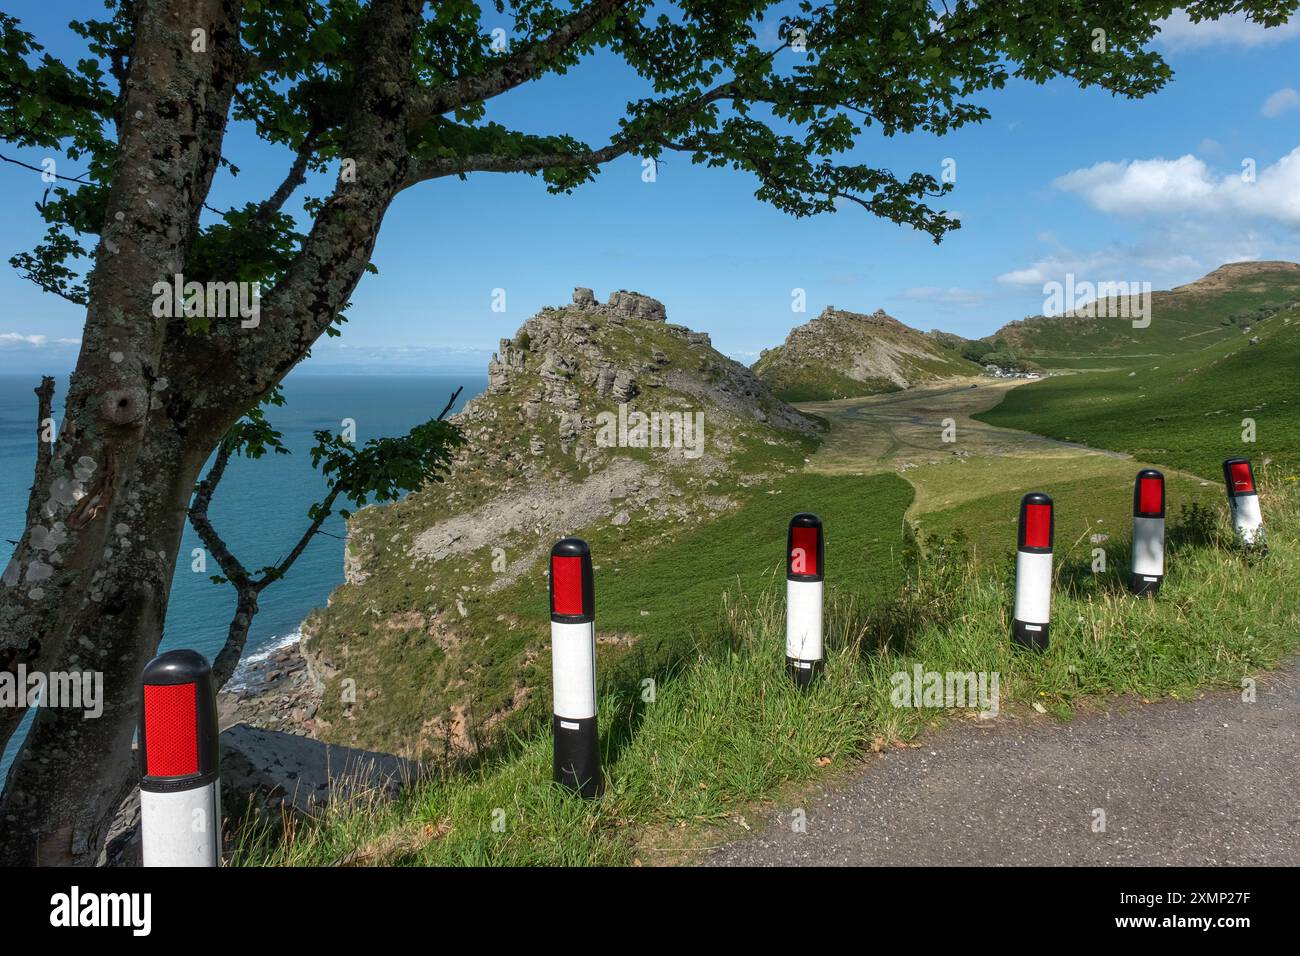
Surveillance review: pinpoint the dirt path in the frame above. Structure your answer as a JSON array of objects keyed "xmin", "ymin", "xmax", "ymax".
[
  {"xmin": 797, "ymin": 377, "xmax": 1213, "ymax": 522},
  {"xmin": 798, "ymin": 377, "xmax": 1126, "ymax": 476},
  {"xmin": 705, "ymin": 661, "xmax": 1300, "ymax": 866}
]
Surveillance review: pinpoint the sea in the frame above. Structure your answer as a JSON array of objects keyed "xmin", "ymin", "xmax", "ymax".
[{"xmin": 0, "ymin": 371, "xmax": 485, "ymax": 778}]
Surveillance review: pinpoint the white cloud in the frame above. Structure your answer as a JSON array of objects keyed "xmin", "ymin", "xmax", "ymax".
[
  {"xmin": 1052, "ymin": 147, "xmax": 1300, "ymax": 227},
  {"xmin": 1155, "ymin": 11, "xmax": 1300, "ymax": 51},
  {"xmin": 0, "ymin": 333, "xmax": 79, "ymax": 348},
  {"xmin": 996, "ymin": 241, "xmax": 1223, "ymax": 288},
  {"xmin": 1261, "ymin": 87, "xmax": 1300, "ymax": 118}
]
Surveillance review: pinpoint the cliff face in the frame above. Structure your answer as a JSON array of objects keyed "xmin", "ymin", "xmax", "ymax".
[
  {"xmin": 752, "ymin": 307, "xmax": 981, "ymax": 401},
  {"xmin": 300, "ymin": 288, "xmax": 819, "ymax": 758}
]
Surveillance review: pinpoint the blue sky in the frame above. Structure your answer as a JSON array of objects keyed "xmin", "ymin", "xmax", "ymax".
[{"xmin": 2, "ymin": 3, "xmax": 1299, "ymax": 374}]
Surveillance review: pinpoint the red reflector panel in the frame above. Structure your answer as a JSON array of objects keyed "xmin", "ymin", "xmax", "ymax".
[
  {"xmin": 1022, "ymin": 504, "xmax": 1052, "ymax": 549},
  {"xmin": 790, "ymin": 526, "xmax": 819, "ymax": 576},
  {"xmin": 1139, "ymin": 477, "xmax": 1163, "ymax": 514},
  {"xmin": 551, "ymin": 555, "xmax": 584, "ymax": 615},
  {"xmin": 143, "ymin": 683, "xmax": 198, "ymax": 777},
  {"xmin": 1229, "ymin": 461, "xmax": 1254, "ymax": 494}
]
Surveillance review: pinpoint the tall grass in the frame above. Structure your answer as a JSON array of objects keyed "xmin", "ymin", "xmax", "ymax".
[{"xmin": 234, "ymin": 473, "xmax": 1300, "ymax": 866}]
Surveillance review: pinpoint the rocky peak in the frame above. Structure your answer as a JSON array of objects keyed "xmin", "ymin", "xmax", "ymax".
[
  {"xmin": 566, "ymin": 285, "xmax": 668, "ymax": 322},
  {"xmin": 477, "ymin": 287, "xmax": 814, "ymax": 473},
  {"xmin": 754, "ymin": 304, "xmax": 980, "ymax": 400}
]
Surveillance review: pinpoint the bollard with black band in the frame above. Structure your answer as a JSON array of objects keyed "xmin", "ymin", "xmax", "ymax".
[
  {"xmin": 139, "ymin": 649, "xmax": 220, "ymax": 867},
  {"xmin": 1223, "ymin": 457, "xmax": 1265, "ymax": 548},
  {"xmin": 549, "ymin": 537, "xmax": 603, "ymax": 798},
  {"xmin": 1012, "ymin": 492, "xmax": 1053, "ymax": 651},
  {"xmin": 1130, "ymin": 468, "xmax": 1165, "ymax": 597},
  {"xmin": 786, "ymin": 513, "xmax": 824, "ymax": 689}
]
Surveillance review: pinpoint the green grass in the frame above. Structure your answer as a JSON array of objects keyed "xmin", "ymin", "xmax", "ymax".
[
  {"xmin": 990, "ymin": 265, "xmax": 1300, "ymax": 368},
  {"xmin": 758, "ymin": 365, "xmax": 902, "ymax": 402},
  {"xmin": 234, "ymin": 475, "xmax": 1300, "ymax": 867},
  {"xmin": 307, "ymin": 471, "xmax": 914, "ymax": 755},
  {"xmin": 977, "ymin": 309, "xmax": 1300, "ymax": 479},
  {"xmin": 917, "ymin": 468, "xmax": 1222, "ymax": 564}
]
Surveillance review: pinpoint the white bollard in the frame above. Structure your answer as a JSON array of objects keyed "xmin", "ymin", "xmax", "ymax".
[
  {"xmin": 1223, "ymin": 457, "xmax": 1265, "ymax": 548},
  {"xmin": 1130, "ymin": 468, "xmax": 1165, "ymax": 597},
  {"xmin": 1012, "ymin": 492, "xmax": 1053, "ymax": 651},
  {"xmin": 786, "ymin": 513, "xmax": 824, "ymax": 689},
  {"xmin": 549, "ymin": 537, "xmax": 602, "ymax": 798},
  {"xmin": 139, "ymin": 649, "xmax": 220, "ymax": 867}
]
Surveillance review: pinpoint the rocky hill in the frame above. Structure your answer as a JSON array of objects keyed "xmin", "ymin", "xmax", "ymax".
[
  {"xmin": 752, "ymin": 306, "xmax": 982, "ymax": 401},
  {"xmin": 297, "ymin": 288, "xmax": 820, "ymax": 758}
]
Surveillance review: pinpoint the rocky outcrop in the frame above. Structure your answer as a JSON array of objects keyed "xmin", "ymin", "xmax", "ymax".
[
  {"xmin": 300, "ymin": 285, "xmax": 820, "ymax": 759},
  {"xmin": 753, "ymin": 306, "xmax": 980, "ymax": 400},
  {"xmin": 474, "ymin": 287, "xmax": 814, "ymax": 472},
  {"xmin": 606, "ymin": 289, "xmax": 667, "ymax": 322}
]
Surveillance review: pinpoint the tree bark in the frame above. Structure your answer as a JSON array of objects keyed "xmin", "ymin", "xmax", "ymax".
[
  {"xmin": 0, "ymin": 0, "xmax": 425, "ymax": 864},
  {"xmin": 0, "ymin": 0, "xmax": 245, "ymax": 864}
]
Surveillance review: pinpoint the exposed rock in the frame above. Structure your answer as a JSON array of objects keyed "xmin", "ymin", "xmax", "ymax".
[
  {"xmin": 753, "ymin": 306, "xmax": 980, "ymax": 400},
  {"xmin": 607, "ymin": 290, "xmax": 667, "ymax": 322},
  {"xmin": 573, "ymin": 286, "xmax": 596, "ymax": 307},
  {"xmin": 611, "ymin": 369, "xmax": 638, "ymax": 402}
]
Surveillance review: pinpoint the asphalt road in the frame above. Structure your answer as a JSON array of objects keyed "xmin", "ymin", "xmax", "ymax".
[{"xmin": 705, "ymin": 661, "xmax": 1300, "ymax": 866}]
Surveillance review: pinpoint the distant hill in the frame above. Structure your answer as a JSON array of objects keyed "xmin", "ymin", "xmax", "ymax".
[
  {"xmin": 979, "ymin": 299, "xmax": 1300, "ymax": 479},
  {"xmin": 752, "ymin": 307, "xmax": 982, "ymax": 401},
  {"xmin": 989, "ymin": 261, "xmax": 1300, "ymax": 369}
]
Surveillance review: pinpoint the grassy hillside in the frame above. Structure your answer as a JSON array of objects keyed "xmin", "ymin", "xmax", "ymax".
[
  {"xmin": 300, "ymin": 292, "xmax": 932, "ymax": 760},
  {"xmin": 911, "ymin": 456, "xmax": 1223, "ymax": 563},
  {"xmin": 308, "ymin": 470, "xmax": 913, "ymax": 756},
  {"xmin": 990, "ymin": 261, "xmax": 1300, "ymax": 369},
  {"xmin": 977, "ymin": 307, "xmax": 1300, "ymax": 479},
  {"xmin": 754, "ymin": 307, "xmax": 982, "ymax": 401},
  {"xmin": 236, "ymin": 474, "xmax": 1300, "ymax": 867}
]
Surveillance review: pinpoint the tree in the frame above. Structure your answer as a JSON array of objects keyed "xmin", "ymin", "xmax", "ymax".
[{"xmin": 0, "ymin": 0, "xmax": 1293, "ymax": 864}]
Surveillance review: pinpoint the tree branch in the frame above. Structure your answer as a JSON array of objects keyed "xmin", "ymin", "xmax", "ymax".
[
  {"xmin": 196, "ymin": 387, "xmax": 464, "ymax": 689},
  {"xmin": 403, "ymin": 84, "xmax": 736, "ymax": 186},
  {"xmin": 0, "ymin": 152, "xmax": 91, "ymax": 183},
  {"xmin": 188, "ymin": 441, "xmax": 253, "ymax": 588},
  {"xmin": 409, "ymin": 0, "xmax": 626, "ymax": 125},
  {"xmin": 250, "ymin": 126, "xmax": 320, "ymax": 229}
]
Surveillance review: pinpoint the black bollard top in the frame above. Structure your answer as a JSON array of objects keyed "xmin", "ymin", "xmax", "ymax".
[
  {"xmin": 1018, "ymin": 492, "xmax": 1054, "ymax": 552},
  {"xmin": 1223, "ymin": 458, "xmax": 1255, "ymax": 497},
  {"xmin": 550, "ymin": 536, "xmax": 595, "ymax": 623},
  {"xmin": 787, "ymin": 513, "xmax": 824, "ymax": 582},
  {"xmin": 1133, "ymin": 469, "xmax": 1165, "ymax": 518},
  {"xmin": 139, "ymin": 649, "xmax": 219, "ymax": 791}
]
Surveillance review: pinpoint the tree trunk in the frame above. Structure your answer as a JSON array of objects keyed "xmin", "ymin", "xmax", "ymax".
[
  {"xmin": 0, "ymin": 0, "xmax": 423, "ymax": 862},
  {"xmin": 0, "ymin": 0, "xmax": 244, "ymax": 863},
  {"xmin": 0, "ymin": 424, "xmax": 215, "ymax": 864}
]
